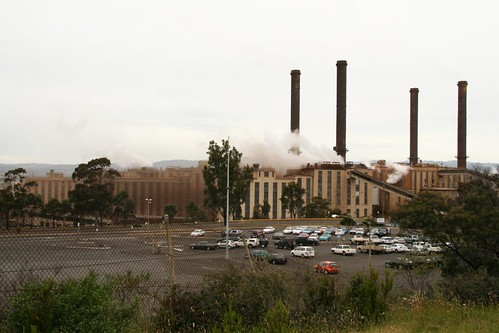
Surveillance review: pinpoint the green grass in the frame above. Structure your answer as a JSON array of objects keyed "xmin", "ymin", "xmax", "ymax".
[{"xmin": 356, "ymin": 298, "xmax": 499, "ymax": 333}]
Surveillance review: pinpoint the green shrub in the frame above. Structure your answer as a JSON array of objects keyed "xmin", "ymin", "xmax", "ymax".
[
  {"xmin": 4, "ymin": 271, "xmax": 143, "ymax": 333},
  {"xmin": 340, "ymin": 267, "xmax": 393, "ymax": 326}
]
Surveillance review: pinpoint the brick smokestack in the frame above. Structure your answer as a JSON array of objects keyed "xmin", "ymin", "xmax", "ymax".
[
  {"xmin": 409, "ymin": 88, "xmax": 419, "ymax": 165},
  {"xmin": 457, "ymin": 81, "xmax": 468, "ymax": 169},
  {"xmin": 334, "ymin": 60, "xmax": 348, "ymax": 161},
  {"xmin": 290, "ymin": 69, "xmax": 301, "ymax": 134}
]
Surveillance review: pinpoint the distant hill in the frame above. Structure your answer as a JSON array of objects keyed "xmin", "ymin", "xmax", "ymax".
[{"xmin": 0, "ymin": 160, "xmax": 495, "ymax": 178}]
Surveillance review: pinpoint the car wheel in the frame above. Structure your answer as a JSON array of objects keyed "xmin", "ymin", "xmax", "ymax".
[
  {"xmin": 190, "ymin": 246, "xmax": 194, "ymax": 249},
  {"xmin": 291, "ymin": 253, "xmax": 295, "ymax": 257},
  {"xmin": 248, "ymin": 244, "xmax": 253, "ymax": 248},
  {"xmin": 324, "ymin": 270, "xmax": 329, "ymax": 274},
  {"xmin": 272, "ymin": 260, "xmax": 276, "ymax": 265},
  {"xmin": 342, "ymin": 251, "xmax": 346, "ymax": 256},
  {"xmin": 301, "ymin": 254, "xmax": 305, "ymax": 258}
]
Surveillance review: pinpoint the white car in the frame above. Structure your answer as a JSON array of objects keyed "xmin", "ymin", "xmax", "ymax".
[
  {"xmin": 190, "ymin": 229, "xmax": 205, "ymax": 237},
  {"xmin": 283, "ymin": 226, "xmax": 294, "ymax": 234},
  {"xmin": 292, "ymin": 226, "xmax": 306, "ymax": 235},
  {"xmin": 331, "ymin": 244, "xmax": 356, "ymax": 256},
  {"xmin": 217, "ymin": 239, "xmax": 236, "ymax": 249},
  {"xmin": 263, "ymin": 226, "xmax": 276, "ymax": 233},
  {"xmin": 389, "ymin": 243, "xmax": 410, "ymax": 253},
  {"xmin": 290, "ymin": 246, "xmax": 315, "ymax": 258}
]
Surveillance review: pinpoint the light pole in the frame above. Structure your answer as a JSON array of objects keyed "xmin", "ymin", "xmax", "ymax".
[
  {"xmin": 145, "ymin": 198, "xmax": 152, "ymax": 226},
  {"xmin": 225, "ymin": 137, "xmax": 230, "ymax": 260}
]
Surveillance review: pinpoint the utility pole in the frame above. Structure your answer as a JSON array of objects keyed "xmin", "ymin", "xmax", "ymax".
[{"xmin": 164, "ymin": 214, "xmax": 177, "ymax": 287}]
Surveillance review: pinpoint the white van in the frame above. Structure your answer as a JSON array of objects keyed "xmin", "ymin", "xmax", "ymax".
[{"xmin": 290, "ymin": 246, "xmax": 315, "ymax": 258}]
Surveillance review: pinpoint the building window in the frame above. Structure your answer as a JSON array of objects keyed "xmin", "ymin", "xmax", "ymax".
[
  {"xmin": 327, "ymin": 171, "xmax": 332, "ymax": 203},
  {"xmin": 347, "ymin": 179, "xmax": 351, "ymax": 205},
  {"xmin": 272, "ymin": 183, "xmax": 278, "ymax": 219},
  {"xmin": 281, "ymin": 183, "xmax": 287, "ymax": 218},
  {"xmin": 364, "ymin": 182, "xmax": 368, "ymax": 205},
  {"xmin": 254, "ymin": 182, "xmax": 260, "ymax": 205},
  {"xmin": 336, "ymin": 171, "xmax": 341, "ymax": 206},
  {"xmin": 318, "ymin": 171, "xmax": 323, "ymax": 198},
  {"xmin": 264, "ymin": 182, "xmax": 269, "ymax": 203},
  {"xmin": 306, "ymin": 178, "xmax": 311, "ymax": 204}
]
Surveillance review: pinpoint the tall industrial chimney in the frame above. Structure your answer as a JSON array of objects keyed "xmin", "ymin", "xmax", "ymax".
[
  {"xmin": 334, "ymin": 60, "xmax": 348, "ymax": 161},
  {"xmin": 290, "ymin": 69, "xmax": 301, "ymax": 134},
  {"xmin": 409, "ymin": 88, "xmax": 419, "ymax": 165},
  {"xmin": 457, "ymin": 81, "xmax": 468, "ymax": 169}
]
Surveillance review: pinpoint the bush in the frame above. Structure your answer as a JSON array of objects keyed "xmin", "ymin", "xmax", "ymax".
[{"xmin": 4, "ymin": 271, "xmax": 144, "ymax": 333}]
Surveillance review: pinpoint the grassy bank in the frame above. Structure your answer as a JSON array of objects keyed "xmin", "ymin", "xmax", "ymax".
[{"xmin": 358, "ymin": 299, "xmax": 499, "ymax": 333}]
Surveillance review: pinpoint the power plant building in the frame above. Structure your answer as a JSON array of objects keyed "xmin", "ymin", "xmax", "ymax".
[{"xmin": 26, "ymin": 62, "xmax": 477, "ymax": 221}]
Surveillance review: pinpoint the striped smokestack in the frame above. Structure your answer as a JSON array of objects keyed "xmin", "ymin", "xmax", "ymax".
[
  {"xmin": 457, "ymin": 81, "xmax": 468, "ymax": 169},
  {"xmin": 409, "ymin": 88, "xmax": 419, "ymax": 165},
  {"xmin": 290, "ymin": 69, "xmax": 301, "ymax": 134},
  {"xmin": 334, "ymin": 60, "xmax": 348, "ymax": 161}
]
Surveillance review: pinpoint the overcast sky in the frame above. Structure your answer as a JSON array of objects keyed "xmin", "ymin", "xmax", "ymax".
[{"xmin": 1, "ymin": 1, "xmax": 498, "ymax": 170}]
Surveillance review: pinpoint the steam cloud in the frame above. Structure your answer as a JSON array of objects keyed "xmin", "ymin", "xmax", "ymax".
[{"xmin": 237, "ymin": 131, "xmax": 343, "ymax": 175}]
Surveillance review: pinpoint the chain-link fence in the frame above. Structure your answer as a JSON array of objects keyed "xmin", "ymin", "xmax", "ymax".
[{"xmin": 0, "ymin": 219, "xmax": 241, "ymax": 311}]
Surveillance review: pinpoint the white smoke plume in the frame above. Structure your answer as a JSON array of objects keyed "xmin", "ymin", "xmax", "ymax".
[
  {"xmin": 237, "ymin": 131, "xmax": 343, "ymax": 175},
  {"xmin": 386, "ymin": 162, "xmax": 410, "ymax": 184}
]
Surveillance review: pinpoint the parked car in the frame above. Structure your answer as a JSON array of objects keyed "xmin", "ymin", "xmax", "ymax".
[
  {"xmin": 267, "ymin": 252, "xmax": 287, "ymax": 265},
  {"xmin": 389, "ymin": 243, "xmax": 410, "ymax": 253},
  {"xmin": 290, "ymin": 246, "xmax": 315, "ymax": 258},
  {"xmin": 314, "ymin": 261, "xmax": 340, "ymax": 274},
  {"xmin": 221, "ymin": 229, "xmax": 243, "ymax": 237},
  {"xmin": 258, "ymin": 237, "xmax": 269, "ymax": 248},
  {"xmin": 250, "ymin": 229, "xmax": 265, "ymax": 238},
  {"xmin": 274, "ymin": 238, "xmax": 296, "ymax": 250},
  {"xmin": 384, "ymin": 257, "xmax": 414, "ymax": 269},
  {"xmin": 263, "ymin": 226, "xmax": 276, "ymax": 233},
  {"xmin": 292, "ymin": 226, "xmax": 305, "ymax": 235},
  {"xmin": 245, "ymin": 238, "xmax": 260, "ymax": 248},
  {"xmin": 272, "ymin": 232, "xmax": 285, "ymax": 240},
  {"xmin": 319, "ymin": 233, "xmax": 332, "ymax": 241},
  {"xmin": 190, "ymin": 229, "xmax": 205, "ymax": 237},
  {"xmin": 331, "ymin": 244, "xmax": 356, "ymax": 256},
  {"xmin": 308, "ymin": 233, "xmax": 320, "ymax": 241},
  {"xmin": 246, "ymin": 249, "xmax": 270, "ymax": 261},
  {"xmin": 283, "ymin": 226, "xmax": 294, "ymax": 234},
  {"xmin": 295, "ymin": 234, "xmax": 319, "ymax": 246},
  {"xmin": 378, "ymin": 244, "xmax": 394, "ymax": 253},
  {"xmin": 427, "ymin": 245, "xmax": 443, "ymax": 253},
  {"xmin": 189, "ymin": 241, "xmax": 218, "ymax": 250},
  {"xmin": 216, "ymin": 239, "xmax": 236, "ymax": 249}
]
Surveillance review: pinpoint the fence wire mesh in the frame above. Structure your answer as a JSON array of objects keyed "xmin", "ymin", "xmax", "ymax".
[{"xmin": 0, "ymin": 219, "xmax": 244, "ymax": 311}]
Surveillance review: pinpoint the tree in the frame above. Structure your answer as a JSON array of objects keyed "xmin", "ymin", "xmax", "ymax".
[
  {"xmin": 164, "ymin": 204, "xmax": 177, "ymax": 223},
  {"xmin": 185, "ymin": 202, "xmax": 206, "ymax": 223},
  {"xmin": 280, "ymin": 181, "xmax": 305, "ymax": 218},
  {"xmin": 302, "ymin": 197, "xmax": 330, "ymax": 218},
  {"xmin": 43, "ymin": 198, "xmax": 63, "ymax": 228},
  {"xmin": 202, "ymin": 139, "xmax": 254, "ymax": 224},
  {"xmin": 252, "ymin": 201, "xmax": 271, "ymax": 219},
  {"xmin": 113, "ymin": 191, "xmax": 135, "ymax": 225},
  {"xmin": 0, "ymin": 168, "xmax": 41, "ymax": 229},
  {"xmin": 68, "ymin": 157, "xmax": 120, "ymax": 226},
  {"xmin": 393, "ymin": 172, "xmax": 499, "ymax": 301}
]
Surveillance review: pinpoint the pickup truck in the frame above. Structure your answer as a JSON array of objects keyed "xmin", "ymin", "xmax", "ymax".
[
  {"xmin": 331, "ymin": 244, "xmax": 356, "ymax": 256},
  {"xmin": 357, "ymin": 243, "xmax": 385, "ymax": 254},
  {"xmin": 350, "ymin": 235, "xmax": 369, "ymax": 245}
]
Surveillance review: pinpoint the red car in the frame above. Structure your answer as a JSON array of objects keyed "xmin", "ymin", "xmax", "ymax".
[{"xmin": 314, "ymin": 261, "xmax": 340, "ymax": 274}]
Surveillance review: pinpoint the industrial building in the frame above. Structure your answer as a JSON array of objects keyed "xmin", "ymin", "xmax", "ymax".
[{"xmin": 27, "ymin": 61, "xmax": 474, "ymax": 221}]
